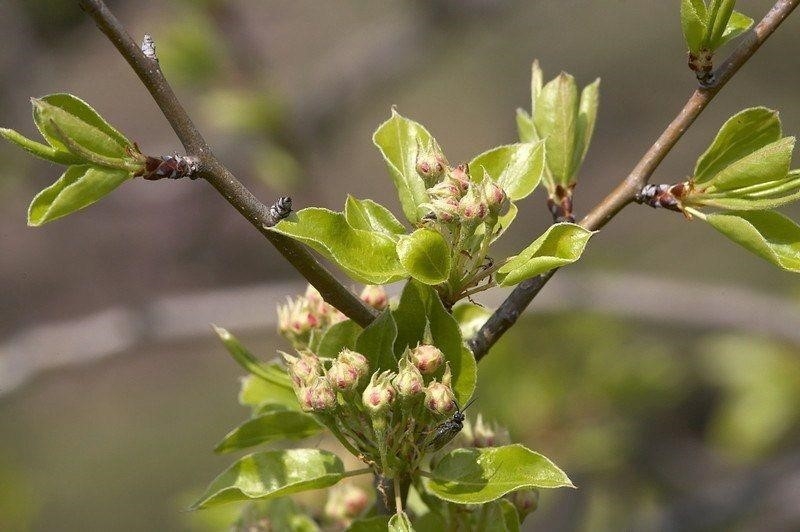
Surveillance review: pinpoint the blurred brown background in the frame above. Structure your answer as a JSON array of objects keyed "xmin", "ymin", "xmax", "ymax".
[{"xmin": 2, "ymin": 0, "xmax": 800, "ymax": 530}]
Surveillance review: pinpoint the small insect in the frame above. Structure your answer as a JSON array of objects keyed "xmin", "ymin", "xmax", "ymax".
[
  {"xmin": 268, "ymin": 196, "xmax": 293, "ymax": 224},
  {"xmin": 141, "ymin": 33, "xmax": 157, "ymax": 61},
  {"xmin": 427, "ymin": 396, "xmax": 477, "ymax": 451}
]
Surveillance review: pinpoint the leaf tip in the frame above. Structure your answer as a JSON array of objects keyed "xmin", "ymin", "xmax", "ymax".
[{"xmin": 212, "ymin": 324, "xmax": 230, "ymax": 339}]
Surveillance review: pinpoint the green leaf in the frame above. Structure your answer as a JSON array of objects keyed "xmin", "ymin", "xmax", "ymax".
[
  {"xmin": 271, "ymin": 208, "xmax": 406, "ymax": 284},
  {"xmin": 689, "ymin": 170, "xmax": 800, "ymax": 211},
  {"xmin": 425, "ymin": 444, "xmax": 573, "ymax": 504},
  {"xmin": 706, "ymin": 0, "xmax": 737, "ymax": 50},
  {"xmin": 481, "ymin": 499, "xmax": 520, "ymax": 532},
  {"xmin": 681, "ymin": 0, "xmax": 708, "ymax": 53},
  {"xmin": 704, "ymin": 137, "xmax": 795, "ymax": 192},
  {"xmin": 32, "ymin": 94, "xmax": 131, "ymax": 159},
  {"xmin": 0, "ymin": 128, "xmax": 83, "ymax": 165},
  {"xmin": 191, "ymin": 449, "xmax": 344, "ymax": 509},
  {"xmin": 388, "ymin": 512, "xmax": 414, "ymax": 532},
  {"xmin": 392, "ymin": 281, "xmax": 477, "ymax": 403},
  {"xmin": 239, "ymin": 374, "xmax": 300, "ymax": 412},
  {"xmin": 346, "ymin": 516, "xmax": 391, "ymax": 531},
  {"xmin": 716, "ymin": 10, "xmax": 753, "ymax": 48},
  {"xmin": 396, "ymin": 229, "xmax": 452, "ymax": 285},
  {"xmin": 469, "ymin": 142, "xmax": 545, "ymax": 201},
  {"xmin": 344, "ymin": 195, "xmax": 406, "ymax": 239},
  {"xmin": 534, "ymin": 73, "xmax": 579, "ymax": 186},
  {"xmin": 705, "ymin": 210, "xmax": 800, "ymax": 272},
  {"xmin": 215, "ymin": 410, "xmax": 324, "ymax": 453},
  {"xmin": 530, "ymin": 60, "xmax": 544, "ymax": 118},
  {"xmin": 28, "ymin": 164, "xmax": 131, "ymax": 226},
  {"xmin": 694, "ymin": 107, "xmax": 783, "ymax": 185},
  {"xmin": 316, "ymin": 319, "xmax": 363, "ymax": 358},
  {"xmin": 355, "ymin": 310, "xmax": 399, "ymax": 373},
  {"xmin": 574, "ymin": 79, "xmax": 600, "ymax": 174},
  {"xmin": 498, "ymin": 499, "xmax": 522, "ymax": 531},
  {"xmin": 453, "ymin": 303, "xmax": 491, "ymax": 339},
  {"xmin": 515, "ymin": 110, "xmax": 537, "ymax": 143},
  {"xmin": 496, "ymin": 223, "xmax": 594, "ymax": 286},
  {"xmin": 373, "ymin": 109, "xmax": 435, "ymax": 223},
  {"xmin": 492, "ymin": 203, "xmax": 518, "ymax": 242},
  {"xmin": 214, "ymin": 326, "xmax": 293, "ymax": 387}
]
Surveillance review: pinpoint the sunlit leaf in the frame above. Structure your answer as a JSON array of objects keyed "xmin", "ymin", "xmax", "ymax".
[
  {"xmin": 681, "ymin": 0, "xmax": 708, "ymax": 53},
  {"xmin": 397, "ymin": 229, "xmax": 452, "ymax": 285},
  {"xmin": 534, "ymin": 73, "xmax": 579, "ymax": 186},
  {"xmin": 239, "ymin": 375, "xmax": 300, "ymax": 412},
  {"xmin": 215, "ymin": 411, "xmax": 324, "ymax": 453},
  {"xmin": 453, "ymin": 303, "xmax": 492, "ymax": 339},
  {"xmin": 704, "ymin": 137, "xmax": 794, "ymax": 192},
  {"xmin": 344, "ymin": 195, "xmax": 406, "ymax": 239},
  {"xmin": 214, "ymin": 326, "xmax": 292, "ymax": 387},
  {"xmin": 574, "ymin": 78, "xmax": 600, "ymax": 173},
  {"xmin": 388, "ymin": 511, "xmax": 414, "ymax": 531},
  {"xmin": 705, "ymin": 210, "xmax": 800, "ymax": 272},
  {"xmin": 469, "ymin": 142, "xmax": 545, "ymax": 201},
  {"xmin": 715, "ymin": 10, "xmax": 753, "ymax": 48},
  {"xmin": 0, "ymin": 128, "xmax": 82, "ymax": 165}
]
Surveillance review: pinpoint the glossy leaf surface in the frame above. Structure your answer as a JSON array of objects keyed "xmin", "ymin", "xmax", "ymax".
[
  {"xmin": 344, "ymin": 195, "xmax": 406, "ymax": 239},
  {"xmin": 215, "ymin": 410, "xmax": 324, "ymax": 453},
  {"xmin": 469, "ymin": 142, "xmax": 545, "ymax": 201}
]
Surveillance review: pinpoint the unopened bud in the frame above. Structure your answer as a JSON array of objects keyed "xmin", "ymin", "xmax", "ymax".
[
  {"xmin": 282, "ymin": 351, "xmax": 323, "ymax": 387},
  {"xmin": 458, "ymin": 184, "xmax": 488, "ymax": 223},
  {"xmin": 429, "ymin": 196, "xmax": 460, "ymax": 223},
  {"xmin": 483, "ymin": 178, "xmax": 509, "ymax": 214},
  {"xmin": 472, "ymin": 414, "xmax": 496, "ymax": 447},
  {"xmin": 338, "ymin": 348, "xmax": 369, "ymax": 379},
  {"xmin": 449, "ymin": 163, "xmax": 471, "ymax": 193},
  {"xmin": 507, "ymin": 488, "xmax": 539, "ymax": 520},
  {"xmin": 327, "ymin": 359, "xmax": 361, "ymax": 391},
  {"xmin": 425, "ymin": 380, "xmax": 455, "ymax": 415},
  {"xmin": 277, "ymin": 298, "xmax": 319, "ymax": 337},
  {"xmin": 428, "ymin": 180, "xmax": 462, "ymax": 201},
  {"xmin": 416, "ymin": 142, "xmax": 447, "ymax": 183},
  {"xmin": 410, "ymin": 343, "xmax": 444, "ymax": 375},
  {"xmin": 360, "ymin": 285, "xmax": 388, "ymax": 310},
  {"xmin": 362, "ymin": 370, "xmax": 396, "ymax": 414},
  {"xmin": 393, "ymin": 354, "xmax": 425, "ymax": 397},
  {"xmin": 300, "ymin": 376, "xmax": 337, "ymax": 412},
  {"xmin": 324, "ymin": 483, "xmax": 371, "ymax": 523}
]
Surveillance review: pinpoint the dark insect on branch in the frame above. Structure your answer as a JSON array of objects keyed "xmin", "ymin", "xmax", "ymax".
[{"xmin": 427, "ymin": 396, "xmax": 477, "ymax": 451}]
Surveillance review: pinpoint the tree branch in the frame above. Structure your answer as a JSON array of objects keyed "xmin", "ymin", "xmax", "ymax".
[
  {"xmin": 469, "ymin": 0, "xmax": 800, "ymax": 361},
  {"xmin": 76, "ymin": 0, "xmax": 377, "ymax": 327}
]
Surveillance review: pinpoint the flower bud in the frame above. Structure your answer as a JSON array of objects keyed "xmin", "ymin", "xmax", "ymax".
[
  {"xmin": 299, "ymin": 376, "xmax": 337, "ymax": 412},
  {"xmin": 507, "ymin": 488, "xmax": 539, "ymax": 520},
  {"xmin": 409, "ymin": 343, "xmax": 443, "ymax": 375},
  {"xmin": 449, "ymin": 163, "xmax": 471, "ymax": 194},
  {"xmin": 393, "ymin": 354, "xmax": 424, "ymax": 397},
  {"xmin": 471, "ymin": 414, "xmax": 497, "ymax": 447},
  {"xmin": 327, "ymin": 359, "xmax": 361, "ymax": 391},
  {"xmin": 277, "ymin": 297, "xmax": 319, "ymax": 338},
  {"xmin": 282, "ymin": 350, "xmax": 323, "ymax": 387},
  {"xmin": 362, "ymin": 370, "xmax": 396, "ymax": 414},
  {"xmin": 416, "ymin": 141, "xmax": 447, "ymax": 183},
  {"xmin": 483, "ymin": 178, "xmax": 509, "ymax": 214},
  {"xmin": 424, "ymin": 379, "xmax": 455, "ymax": 415},
  {"xmin": 427, "ymin": 180, "xmax": 462, "ymax": 201},
  {"xmin": 324, "ymin": 483, "xmax": 371, "ymax": 523},
  {"xmin": 429, "ymin": 196, "xmax": 460, "ymax": 223},
  {"xmin": 338, "ymin": 348, "xmax": 369, "ymax": 379},
  {"xmin": 360, "ymin": 285, "xmax": 388, "ymax": 310},
  {"xmin": 458, "ymin": 184, "xmax": 489, "ymax": 223}
]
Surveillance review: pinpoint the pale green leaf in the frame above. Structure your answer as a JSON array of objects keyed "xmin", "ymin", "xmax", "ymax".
[
  {"xmin": 396, "ymin": 229, "xmax": 452, "ymax": 285},
  {"xmin": 426, "ymin": 444, "xmax": 573, "ymax": 504},
  {"xmin": 496, "ymin": 223, "xmax": 594, "ymax": 286},
  {"xmin": 706, "ymin": 137, "xmax": 794, "ymax": 192},
  {"xmin": 481, "ymin": 499, "xmax": 521, "ymax": 532},
  {"xmin": 530, "ymin": 60, "xmax": 543, "ymax": 117},
  {"xmin": 515, "ymin": 109, "xmax": 537, "ymax": 143},
  {"xmin": 534, "ymin": 73, "xmax": 579, "ymax": 186},
  {"xmin": 388, "ymin": 511, "xmax": 414, "ymax": 532},
  {"xmin": 344, "ymin": 195, "xmax": 406, "ymax": 239},
  {"xmin": 574, "ymin": 79, "xmax": 600, "ymax": 174},
  {"xmin": 452, "ymin": 303, "xmax": 491, "ymax": 339},
  {"xmin": 716, "ymin": 10, "xmax": 753, "ymax": 48},
  {"xmin": 706, "ymin": 0, "xmax": 737, "ymax": 50},
  {"xmin": 469, "ymin": 142, "xmax": 545, "ymax": 201},
  {"xmin": 215, "ymin": 411, "xmax": 324, "ymax": 453},
  {"xmin": 239, "ymin": 374, "xmax": 300, "ymax": 413},
  {"xmin": 0, "ymin": 128, "xmax": 83, "ymax": 165},
  {"xmin": 492, "ymin": 203, "xmax": 518, "ymax": 242},
  {"xmin": 214, "ymin": 326, "xmax": 293, "ymax": 387},
  {"xmin": 694, "ymin": 107, "xmax": 782, "ymax": 184},
  {"xmin": 28, "ymin": 164, "xmax": 131, "ymax": 226},
  {"xmin": 191, "ymin": 449, "xmax": 344, "ymax": 509},
  {"xmin": 691, "ymin": 171, "xmax": 800, "ymax": 210},
  {"xmin": 705, "ymin": 210, "xmax": 800, "ymax": 272},
  {"xmin": 271, "ymin": 208, "xmax": 406, "ymax": 284},
  {"xmin": 681, "ymin": 0, "xmax": 708, "ymax": 53},
  {"xmin": 373, "ymin": 109, "xmax": 435, "ymax": 223}
]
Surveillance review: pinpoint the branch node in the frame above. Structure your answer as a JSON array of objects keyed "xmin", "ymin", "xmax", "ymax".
[
  {"xmin": 267, "ymin": 196, "xmax": 293, "ymax": 227},
  {"xmin": 140, "ymin": 33, "xmax": 157, "ymax": 61},
  {"xmin": 634, "ymin": 183, "xmax": 686, "ymax": 213},
  {"xmin": 138, "ymin": 154, "xmax": 200, "ymax": 180}
]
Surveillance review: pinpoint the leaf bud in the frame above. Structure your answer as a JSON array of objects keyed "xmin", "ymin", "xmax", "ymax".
[
  {"xmin": 393, "ymin": 354, "xmax": 425, "ymax": 397},
  {"xmin": 282, "ymin": 350, "xmax": 323, "ymax": 387},
  {"xmin": 338, "ymin": 348, "xmax": 369, "ymax": 379},
  {"xmin": 507, "ymin": 488, "xmax": 539, "ymax": 520},
  {"xmin": 424, "ymin": 379, "xmax": 455, "ymax": 415},
  {"xmin": 359, "ymin": 285, "xmax": 388, "ymax": 310},
  {"xmin": 299, "ymin": 375, "xmax": 337, "ymax": 412},
  {"xmin": 362, "ymin": 370, "xmax": 396, "ymax": 414},
  {"xmin": 409, "ymin": 343, "xmax": 444, "ymax": 375}
]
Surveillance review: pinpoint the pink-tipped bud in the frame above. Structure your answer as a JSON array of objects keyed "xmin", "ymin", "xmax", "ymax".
[
  {"xmin": 416, "ymin": 142, "xmax": 447, "ymax": 183},
  {"xmin": 458, "ymin": 184, "xmax": 488, "ymax": 223},
  {"xmin": 282, "ymin": 351, "xmax": 323, "ymax": 387},
  {"xmin": 304, "ymin": 283, "xmax": 324, "ymax": 308},
  {"xmin": 327, "ymin": 359, "xmax": 361, "ymax": 391},
  {"xmin": 449, "ymin": 163, "xmax": 471, "ymax": 193},
  {"xmin": 338, "ymin": 348, "xmax": 369, "ymax": 379},
  {"xmin": 483, "ymin": 178, "xmax": 509, "ymax": 214},
  {"xmin": 360, "ymin": 285, "xmax": 388, "ymax": 310},
  {"xmin": 409, "ymin": 343, "xmax": 443, "ymax": 375},
  {"xmin": 393, "ymin": 354, "xmax": 425, "ymax": 397},
  {"xmin": 472, "ymin": 414, "xmax": 497, "ymax": 447},
  {"xmin": 507, "ymin": 489, "xmax": 539, "ymax": 520},
  {"xmin": 427, "ymin": 181, "xmax": 462, "ymax": 201},
  {"xmin": 300, "ymin": 376, "xmax": 337, "ymax": 412},
  {"xmin": 324, "ymin": 483, "xmax": 371, "ymax": 523},
  {"xmin": 362, "ymin": 370, "xmax": 396, "ymax": 414},
  {"xmin": 425, "ymin": 379, "xmax": 455, "ymax": 415},
  {"xmin": 277, "ymin": 297, "xmax": 319, "ymax": 337},
  {"xmin": 429, "ymin": 196, "xmax": 460, "ymax": 223}
]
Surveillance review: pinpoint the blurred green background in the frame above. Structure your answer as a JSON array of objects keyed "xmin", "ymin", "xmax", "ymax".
[{"xmin": 2, "ymin": 0, "xmax": 800, "ymax": 530}]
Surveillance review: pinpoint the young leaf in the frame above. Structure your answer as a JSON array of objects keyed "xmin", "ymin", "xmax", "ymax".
[
  {"xmin": 705, "ymin": 210, "xmax": 800, "ymax": 272},
  {"xmin": 694, "ymin": 107, "xmax": 782, "ymax": 185},
  {"xmin": 388, "ymin": 512, "xmax": 414, "ymax": 532},
  {"xmin": 190, "ymin": 449, "xmax": 344, "ymax": 509},
  {"xmin": 0, "ymin": 128, "xmax": 83, "ymax": 165},
  {"xmin": 239, "ymin": 374, "xmax": 301, "ymax": 412},
  {"xmin": 425, "ymin": 444, "xmax": 574, "ymax": 504},
  {"xmin": 355, "ymin": 310, "xmax": 399, "ymax": 373},
  {"xmin": 688, "ymin": 170, "xmax": 800, "ymax": 211},
  {"xmin": 492, "ymin": 203, "xmax": 518, "ymax": 242},
  {"xmin": 452, "ymin": 303, "xmax": 492, "ymax": 339},
  {"xmin": 344, "ymin": 196, "xmax": 406, "ymax": 239},
  {"xmin": 392, "ymin": 281, "xmax": 477, "ymax": 403},
  {"xmin": 530, "ymin": 60, "xmax": 544, "ymax": 117},
  {"xmin": 706, "ymin": 0, "xmax": 738, "ymax": 50},
  {"xmin": 214, "ymin": 326, "xmax": 293, "ymax": 387},
  {"xmin": 574, "ymin": 78, "xmax": 600, "ymax": 173},
  {"xmin": 482, "ymin": 499, "xmax": 521, "ymax": 532},
  {"xmin": 715, "ymin": 10, "xmax": 753, "ymax": 49},
  {"xmin": 469, "ymin": 142, "xmax": 545, "ymax": 201},
  {"xmin": 534, "ymin": 73, "xmax": 579, "ymax": 186},
  {"xmin": 681, "ymin": 0, "xmax": 708, "ymax": 53},
  {"xmin": 271, "ymin": 208, "xmax": 407, "ymax": 284},
  {"xmin": 373, "ymin": 109, "xmax": 435, "ymax": 223},
  {"xmin": 515, "ymin": 109, "xmax": 537, "ymax": 143},
  {"xmin": 316, "ymin": 319, "xmax": 363, "ymax": 358},
  {"xmin": 496, "ymin": 223, "xmax": 594, "ymax": 286},
  {"xmin": 28, "ymin": 164, "xmax": 131, "ymax": 226},
  {"xmin": 32, "ymin": 94, "xmax": 132, "ymax": 159},
  {"xmin": 396, "ymin": 229, "xmax": 452, "ymax": 285},
  {"xmin": 706, "ymin": 137, "xmax": 794, "ymax": 192},
  {"xmin": 214, "ymin": 410, "xmax": 324, "ymax": 453}
]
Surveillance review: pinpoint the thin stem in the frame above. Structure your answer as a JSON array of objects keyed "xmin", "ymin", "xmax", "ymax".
[
  {"xmin": 342, "ymin": 467, "xmax": 373, "ymax": 478},
  {"xmin": 394, "ymin": 476, "xmax": 403, "ymax": 514},
  {"xmin": 76, "ymin": 0, "xmax": 376, "ymax": 327},
  {"xmin": 469, "ymin": 0, "xmax": 799, "ymax": 362}
]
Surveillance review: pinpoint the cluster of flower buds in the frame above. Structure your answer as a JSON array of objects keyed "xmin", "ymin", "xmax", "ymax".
[
  {"xmin": 458, "ymin": 413, "xmax": 510, "ymax": 448},
  {"xmin": 282, "ymin": 351, "xmax": 337, "ymax": 412},
  {"xmin": 323, "ymin": 482, "xmax": 371, "ymax": 526},
  {"xmin": 278, "ymin": 285, "xmax": 358, "ymax": 348},
  {"xmin": 359, "ymin": 285, "xmax": 389, "ymax": 310}
]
